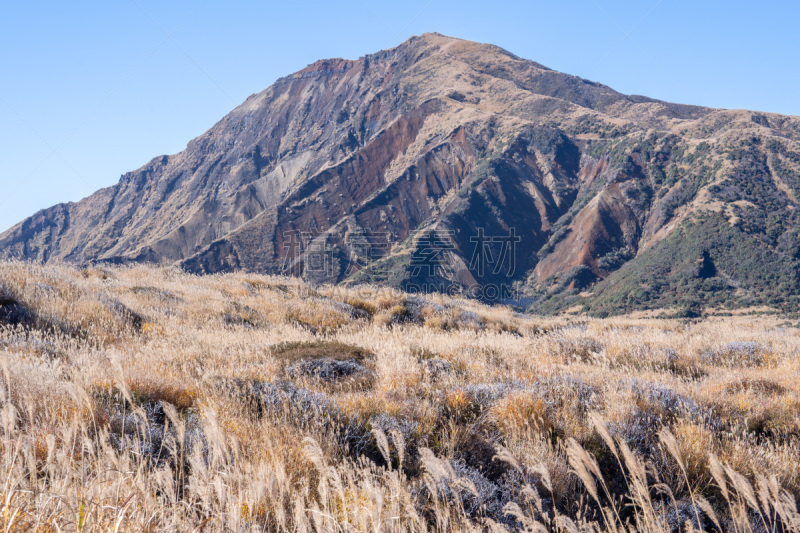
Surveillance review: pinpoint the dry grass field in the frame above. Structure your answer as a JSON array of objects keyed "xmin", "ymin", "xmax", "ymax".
[{"xmin": 0, "ymin": 261, "xmax": 798, "ymax": 532}]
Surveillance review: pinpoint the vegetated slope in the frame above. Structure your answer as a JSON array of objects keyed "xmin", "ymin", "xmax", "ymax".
[
  {"xmin": 1, "ymin": 261, "xmax": 800, "ymax": 531},
  {"xmin": 3, "ymin": 33, "xmax": 800, "ymax": 315}
]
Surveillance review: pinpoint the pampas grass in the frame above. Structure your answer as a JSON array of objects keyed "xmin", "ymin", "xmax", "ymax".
[{"xmin": 0, "ymin": 260, "xmax": 798, "ymax": 531}]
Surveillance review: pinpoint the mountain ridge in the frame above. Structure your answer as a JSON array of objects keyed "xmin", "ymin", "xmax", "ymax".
[{"xmin": 4, "ymin": 32, "xmax": 800, "ymax": 315}]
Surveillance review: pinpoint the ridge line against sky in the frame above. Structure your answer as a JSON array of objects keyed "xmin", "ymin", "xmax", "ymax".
[{"xmin": 1, "ymin": 0, "xmax": 798, "ymax": 233}]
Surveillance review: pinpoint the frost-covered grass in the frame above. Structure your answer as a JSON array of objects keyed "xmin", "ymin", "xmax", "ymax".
[{"xmin": 0, "ymin": 261, "xmax": 799, "ymax": 531}]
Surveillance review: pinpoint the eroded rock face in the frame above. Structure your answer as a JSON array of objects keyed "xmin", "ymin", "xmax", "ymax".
[{"xmin": 4, "ymin": 33, "xmax": 800, "ymax": 313}]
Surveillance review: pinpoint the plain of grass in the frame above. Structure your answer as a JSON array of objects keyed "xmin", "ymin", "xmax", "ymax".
[{"xmin": 0, "ymin": 261, "xmax": 798, "ymax": 531}]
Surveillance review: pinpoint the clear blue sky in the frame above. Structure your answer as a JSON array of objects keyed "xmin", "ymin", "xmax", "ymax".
[{"xmin": 1, "ymin": 0, "xmax": 798, "ymax": 233}]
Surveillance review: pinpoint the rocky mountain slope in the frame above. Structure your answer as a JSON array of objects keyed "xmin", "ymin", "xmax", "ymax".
[{"xmin": 3, "ymin": 33, "xmax": 800, "ymax": 315}]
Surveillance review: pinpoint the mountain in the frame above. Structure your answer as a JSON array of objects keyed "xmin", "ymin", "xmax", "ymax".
[{"xmin": 3, "ymin": 33, "xmax": 800, "ymax": 316}]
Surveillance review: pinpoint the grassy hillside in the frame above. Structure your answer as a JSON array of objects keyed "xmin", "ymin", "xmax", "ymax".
[
  {"xmin": 1, "ymin": 261, "xmax": 799, "ymax": 531},
  {"xmin": 531, "ymin": 211, "xmax": 800, "ymax": 317}
]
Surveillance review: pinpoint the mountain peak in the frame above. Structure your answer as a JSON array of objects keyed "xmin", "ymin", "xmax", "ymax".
[
  {"xmin": 409, "ymin": 31, "xmax": 459, "ymax": 41},
  {"xmin": 2, "ymin": 36, "xmax": 800, "ymax": 316},
  {"xmin": 292, "ymin": 33, "xmax": 466, "ymax": 79},
  {"xmin": 399, "ymin": 32, "xmax": 520, "ymax": 60}
]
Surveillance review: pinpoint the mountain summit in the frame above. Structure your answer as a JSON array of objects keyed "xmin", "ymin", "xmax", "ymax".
[{"xmin": 4, "ymin": 33, "xmax": 800, "ymax": 315}]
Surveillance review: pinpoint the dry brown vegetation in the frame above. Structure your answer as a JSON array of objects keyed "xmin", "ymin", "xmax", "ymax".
[{"xmin": 0, "ymin": 261, "xmax": 799, "ymax": 532}]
